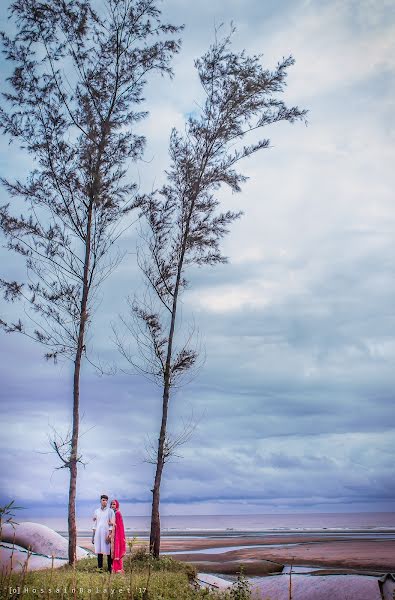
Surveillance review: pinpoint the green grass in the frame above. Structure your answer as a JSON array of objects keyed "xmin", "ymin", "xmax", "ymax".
[
  {"xmin": 1, "ymin": 552, "xmax": 257, "ymax": 600},
  {"xmin": 76, "ymin": 551, "xmax": 196, "ymax": 578}
]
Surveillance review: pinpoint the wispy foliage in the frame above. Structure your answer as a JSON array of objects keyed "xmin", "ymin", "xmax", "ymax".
[
  {"xmin": 117, "ymin": 26, "xmax": 307, "ymax": 556},
  {"xmin": 0, "ymin": 0, "xmax": 182, "ymax": 564},
  {"xmin": 0, "ymin": 0, "xmax": 182, "ymax": 360}
]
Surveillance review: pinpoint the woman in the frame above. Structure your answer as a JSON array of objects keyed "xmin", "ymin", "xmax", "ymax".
[{"xmin": 110, "ymin": 499, "xmax": 126, "ymax": 573}]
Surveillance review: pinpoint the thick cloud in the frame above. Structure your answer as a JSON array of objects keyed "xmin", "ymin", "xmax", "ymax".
[{"xmin": 0, "ymin": 0, "xmax": 394, "ymax": 518}]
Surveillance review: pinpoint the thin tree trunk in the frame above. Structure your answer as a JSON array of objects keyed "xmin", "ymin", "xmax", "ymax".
[
  {"xmin": 149, "ymin": 185, "xmax": 202, "ymax": 557},
  {"xmin": 68, "ymin": 202, "xmax": 93, "ymax": 565},
  {"xmin": 149, "ymin": 237, "xmax": 195, "ymax": 555},
  {"xmin": 150, "ymin": 383, "xmax": 170, "ymax": 556},
  {"xmin": 149, "ymin": 260, "xmax": 183, "ymax": 556},
  {"xmin": 67, "ymin": 443, "xmax": 78, "ymax": 565},
  {"xmin": 149, "ymin": 459, "xmax": 162, "ymax": 556}
]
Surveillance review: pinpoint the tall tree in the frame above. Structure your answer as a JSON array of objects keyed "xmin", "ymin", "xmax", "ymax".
[
  {"xmin": 117, "ymin": 29, "xmax": 307, "ymax": 557},
  {"xmin": 0, "ymin": 0, "xmax": 181, "ymax": 564}
]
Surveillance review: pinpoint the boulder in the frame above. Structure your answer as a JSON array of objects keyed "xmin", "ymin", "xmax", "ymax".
[
  {"xmin": 1, "ymin": 522, "xmax": 88, "ymax": 567},
  {"xmin": 0, "ymin": 542, "xmax": 68, "ymax": 573}
]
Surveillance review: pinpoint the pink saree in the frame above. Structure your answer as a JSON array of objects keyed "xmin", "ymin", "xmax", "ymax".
[{"xmin": 111, "ymin": 500, "xmax": 126, "ymax": 573}]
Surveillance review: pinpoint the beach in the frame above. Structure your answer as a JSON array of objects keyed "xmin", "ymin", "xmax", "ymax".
[
  {"xmin": 4, "ymin": 512, "xmax": 394, "ymax": 578},
  {"xmin": 77, "ymin": 531, "xmax": 395, "ymax": 575},
  {"xmin": 161, "ymin": 534, "xmax": 395, "ymax": 573},
  {"xmin": 2, "ymin": 517, "xmax": 395, "ymax": 599},
  {"xmin": 50, "ymin": 511, "xmax": 395, "ymax": 575}
]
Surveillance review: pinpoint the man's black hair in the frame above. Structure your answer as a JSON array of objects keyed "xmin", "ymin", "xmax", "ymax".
[{"xmin": 100, "ymin": 494, "xmax": 109, "ymax": 500}]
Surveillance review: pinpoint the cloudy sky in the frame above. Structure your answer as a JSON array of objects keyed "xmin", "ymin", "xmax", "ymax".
[{"xmin": 0, "ymin": 0, "xmax": 394, "ymax": 522}]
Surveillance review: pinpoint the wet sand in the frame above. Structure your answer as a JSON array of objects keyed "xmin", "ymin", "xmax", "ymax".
[{"xmin": 78, "ymin": 534, "xmax": 395, "ymax": 575}]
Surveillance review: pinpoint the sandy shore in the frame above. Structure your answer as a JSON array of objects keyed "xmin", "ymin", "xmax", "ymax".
[{"xmin": 77, "ymin": 534, "xmax": 395, "ymax": 575}]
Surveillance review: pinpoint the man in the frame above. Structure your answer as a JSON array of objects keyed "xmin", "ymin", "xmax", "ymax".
[{"xmin": 92, "ymin": 494, "xmax": 115, "ymax": 572}]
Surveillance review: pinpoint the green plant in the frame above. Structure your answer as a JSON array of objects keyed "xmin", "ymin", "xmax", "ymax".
[
  {"xmin": 122, "ymin": 549, "xmax": 197, "ymax": 580},
  {"xmin": 127, "ymin": 535, "xmax": 139, "ymax": 553},
  {"xmin": 229, "ymin": 567, "xmax": 251, "ymax": 600},
  {"xmin": 131, "ymin": 545, "xmax": 151, "ymax": 562},
  {"xmin": 5, "ymin": 564, "xmax": 224, "ymax": 600},
  {"xmin": 0, "ymin": 499, "xmax": 23, "ymax": 530}
]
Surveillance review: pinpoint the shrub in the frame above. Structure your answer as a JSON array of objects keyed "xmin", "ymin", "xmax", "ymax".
[
  {"xmin": 229, "ymin": 568, "xmax": 251, "ymax": 600},
  {"xmin": 124, "ymin": 547, "xmax": 197, "ymax": 580}
]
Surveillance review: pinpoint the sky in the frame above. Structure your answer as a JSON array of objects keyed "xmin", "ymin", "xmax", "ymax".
[{"xmin": 0, "ymin": 0, "xmax": 394, "ymax": 522}]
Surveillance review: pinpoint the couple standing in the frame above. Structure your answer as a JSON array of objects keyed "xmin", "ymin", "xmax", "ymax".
[{"xmin": 92, "ymin": 494, "xmax": 126, "ymax": 573}]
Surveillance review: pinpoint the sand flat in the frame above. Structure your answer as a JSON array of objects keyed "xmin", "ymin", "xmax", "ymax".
[
  {"xmin": 160, "ymin": 535, "xmax": 395, "ymax": 572},
  {"xmin": 77, "ymin": 534, "xmax": 395, "ymax": 573}
]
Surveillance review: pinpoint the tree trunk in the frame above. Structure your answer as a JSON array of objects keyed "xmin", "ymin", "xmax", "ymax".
[
  {"xmin": 148, "ymin": 196, "xmax": 196, "ymax": 557},
  {"xmin": 68, "ymin": 344, "xmax": 82, "ymax": 563},
  {"xmin": 149, "ymin": 466, "xmax": 162, "ymax": 557},
  {"xmin": 67, "ymin": 203, "xmax": 93, "ymax": 565},
  {"xmin": 67, "ymin": 445, "xmax": 78, "ymax": 565},
  {"xmin": 68, "ymin": 335, "xmax": 83, "ymax": 565},
  {"xmin": 149, "ymin": 386, "xmax": 169, "ymax": 557}
]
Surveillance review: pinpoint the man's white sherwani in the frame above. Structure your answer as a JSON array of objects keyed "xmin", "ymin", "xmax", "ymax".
[{"xmin": 93, "ymin": 506, "xmax": 115, "ymax": 554}]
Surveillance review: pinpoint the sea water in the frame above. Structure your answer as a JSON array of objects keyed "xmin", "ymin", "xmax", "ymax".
[{"xmin": 24, "ymin": 512, "xmax": 395, "ymax": 538}]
